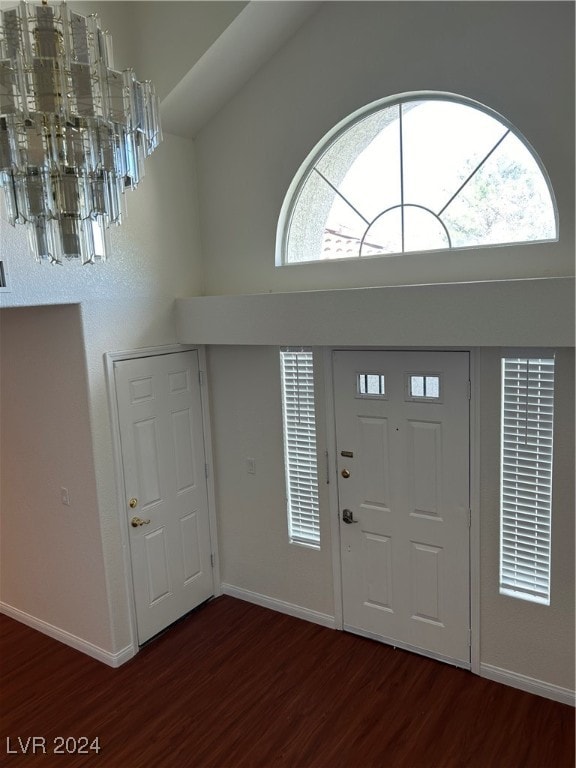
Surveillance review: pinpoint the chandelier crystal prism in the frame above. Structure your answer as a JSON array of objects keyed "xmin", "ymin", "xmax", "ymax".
[{"xmin": 0, "ymin": 0, "xmax": 162, "ymax": 264}]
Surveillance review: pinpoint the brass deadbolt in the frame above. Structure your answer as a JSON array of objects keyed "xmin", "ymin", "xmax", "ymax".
[{"xmin": 129, "ymin": 498, "xmax": 138, "ymax": 509}]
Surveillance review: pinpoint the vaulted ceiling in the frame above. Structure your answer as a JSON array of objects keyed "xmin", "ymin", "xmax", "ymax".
[{"xmin": 73, "ymin": 1, "xmax": 320, "ymax": 138}]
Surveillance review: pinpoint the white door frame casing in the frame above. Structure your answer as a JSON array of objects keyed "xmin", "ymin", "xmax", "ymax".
[
  {"xmin": 104, "ymin": 344, "xmax": 221, "ymax": 660},
  {"xmin": 323, "ymin": 347, "xmax": 481, "ymax": 674}
]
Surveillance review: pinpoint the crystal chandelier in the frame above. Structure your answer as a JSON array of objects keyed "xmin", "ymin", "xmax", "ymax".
[{"xmin": 0, "ymin": 0, "xmax": 162, "ymax": 264}]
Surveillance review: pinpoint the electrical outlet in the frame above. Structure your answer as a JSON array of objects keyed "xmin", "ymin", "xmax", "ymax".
[
  {"xmin": 61, "ymin": 486, "xmax": 71, "ymax": 506},
  {"xmin": 246, "ymin": 458, "xmax": 256, "ymax": 475}
]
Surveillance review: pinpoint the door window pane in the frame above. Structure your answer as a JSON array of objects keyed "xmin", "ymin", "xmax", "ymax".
[
  {"xmin": 357, "ymin": 373, "xmax": 386, "ymax": 397},
  {"xmin": 408, "ymin": 374, "xmax": 441, "ymax": 400}
]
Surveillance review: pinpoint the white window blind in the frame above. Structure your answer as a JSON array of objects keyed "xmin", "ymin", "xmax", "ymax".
[
  {"xmin": 500, "ymin": 356, "xmax": 555, "ymax": 605},
  {"xmin": 280, "ymin": 348, "xmax": 320, "ymax": 547}
]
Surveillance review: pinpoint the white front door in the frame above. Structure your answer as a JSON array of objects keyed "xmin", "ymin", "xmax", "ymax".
[
  {"xmin": 334, "ymin": 350, "xmax": 470, "ymax": 666},
  {"xmin": 114, "ymin": 351, "xmax": 214, "ymax": 644}
]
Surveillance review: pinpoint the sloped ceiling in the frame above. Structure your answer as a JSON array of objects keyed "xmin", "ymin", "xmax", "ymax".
[
  {"xmin": 160, "ymin": 1, "xmax": 321, "ymax": 138},
  {"xmin": 76, "ymin": 1, "xmax": 320, "ymax": 139}
]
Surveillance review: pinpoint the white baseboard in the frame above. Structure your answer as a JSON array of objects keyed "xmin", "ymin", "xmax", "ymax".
[
  {"xmin": 0, "ymin": 602, "xmax": 135, "ymax": 668},
  {"xmin": 221, "ymin": 584, "xmax": 336, "ymax": 629},
  {"xmin": 4, "ymin": 597, "xmax": 573, "ymax": 705},
  {"xmin": 480, "ymin": 662, "xmax": 575, "ymax": 706}
]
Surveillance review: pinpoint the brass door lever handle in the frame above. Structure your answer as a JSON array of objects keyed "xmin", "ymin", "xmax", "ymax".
[{"xmin": 131, "ymin": 516, "xmax": 150, "ymax": 528}]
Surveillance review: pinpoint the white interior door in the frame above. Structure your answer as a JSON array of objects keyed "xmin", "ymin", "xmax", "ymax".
[
  {"xmin": 334, "ymin": 350, "xmax": 470, "ymax": 666},
  {"xmin": 115, "ymin": 351, "xmax": 214, "ymax": 644}
]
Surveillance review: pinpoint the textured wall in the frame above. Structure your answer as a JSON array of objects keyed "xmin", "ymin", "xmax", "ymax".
[
  {"xmin": 1, "ymin": 2, "xmax": 573, "ymax": 689},
  {"xmin": 176, "ymin": 279, "xmax": 575, "ymax": 348},
  {"xmin": 206, "ymin": 346, "xmax": 334, "ymax": 615},
  {"xmin": 194, "ymin": 1, "xmax": 574, "ymax": 295},
  {"xmin": 190, "ymin": 1, "xmax": 575, "ymax": 693},
  {"xmin": 0, "ymin": 306, "xmax": 109, "ymax": 648},
  {"xmin": 0, "ymin": 134, "xmax": 203, "ymax": 653},
  {"xmin": 207, "ymin": 343, "xmax": 575, "ymax": 692},
  {"xmin": 68, "ymin": 2, "xmax": 246, "ymax": 101}
]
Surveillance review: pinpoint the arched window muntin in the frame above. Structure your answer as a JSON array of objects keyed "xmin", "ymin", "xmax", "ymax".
[{"xmin": 276, "ymin": 91, "xmax": 558, "ymax": 266}]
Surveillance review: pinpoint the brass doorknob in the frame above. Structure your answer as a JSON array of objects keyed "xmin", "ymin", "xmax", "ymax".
[
  {"xmin": 128, "ymin": 498, "xmax": 138, "ymax": 509},
  {"xmin": 131, "ymin": 516, "xmax": 150, "ymax": 528},
  {"xmin": 341, "ymin": 469, "xmax": 351, "ymax": 478}
]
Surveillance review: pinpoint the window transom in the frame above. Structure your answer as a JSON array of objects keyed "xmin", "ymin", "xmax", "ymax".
[{"xmin": 278, "ymin": 93, "xmax": 557, "ymax": 265}]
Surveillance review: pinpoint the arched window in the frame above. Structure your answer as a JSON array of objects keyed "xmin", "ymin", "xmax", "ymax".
[{"xmin": 277, "ymin": 93, "xmax": 557, "ymax": 265}]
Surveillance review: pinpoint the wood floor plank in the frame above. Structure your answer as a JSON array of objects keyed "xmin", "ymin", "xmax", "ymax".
[{"xmin": 1, "ymin": 596, "xmax": 574, "ymax": 768}]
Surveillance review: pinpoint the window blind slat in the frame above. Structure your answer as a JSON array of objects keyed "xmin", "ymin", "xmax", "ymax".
[{"xmin": 499, "ymin": 356, "xmax": 554, "ymax": 605}]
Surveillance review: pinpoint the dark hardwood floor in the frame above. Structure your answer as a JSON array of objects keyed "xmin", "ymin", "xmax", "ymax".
[{"xmin": 1, "ymin": 596, "xmax": 574, "ymax": 768}]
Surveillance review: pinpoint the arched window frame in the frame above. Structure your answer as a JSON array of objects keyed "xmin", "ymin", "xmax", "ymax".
[{"xmin": 276, "ymin": 91, "xmax": 558, "ymax": 266}]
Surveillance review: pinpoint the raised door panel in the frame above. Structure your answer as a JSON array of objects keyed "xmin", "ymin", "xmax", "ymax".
[
  {"xmin": 409, "ymin": 541, "xmax": 444, "ymax": 626},
  {"xmin": 362, "ymin": 532, "xmax": 394, "ymax": 613},
  {"xmin": 133, "ymin": 418, "xmax": 163, "ymax": 510},
  {"xmin": 180, "ymin": 512, "xmax": 202, "ymax": 584},
  {"xmin": 171, "ymin": 408, "xmax": 197, "ymax": 494},
  {"xmin": 407, "ymin": 420, "xmax": 443, "ymax": 520},
  {"xmin": 143, "ymin": 527, "xmax": 172, "ymax": 605},
  {"xmin": 358, "ymin": 416, "xmax": 391, "ymax": 509}
]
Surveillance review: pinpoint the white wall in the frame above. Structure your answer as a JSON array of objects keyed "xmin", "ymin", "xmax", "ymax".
[
  {"xmin": 194, "ymin": 1, "xmax": 574, "ymax": 295},
  {"xmin": 67, "ymin": 2, "xmax": 246, "ymax": 102},
  {"xmin": 0, "ymin": 133, "xmax": 203, "ymax": 655},
  {"xmin": 207, "ymin": 346, "xmax": 334, "ymax": 616},
  {"xmin": 1, "ymin": 1, "xmax": 573, "ymax": 694},
  {"xmin": 0, "ymin": 305, "xmax": 109, "ymax": 649},
  {"xmin": 190, "ymin": 1, "xmax": 575, "ymax": 696},
  {"xmin": 176, "ymin": 278, "xmax": 575, "ymax": 348},
  {"xmin": 206, "ymin": 343, "xmax": 575, "ymax": 694}
]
